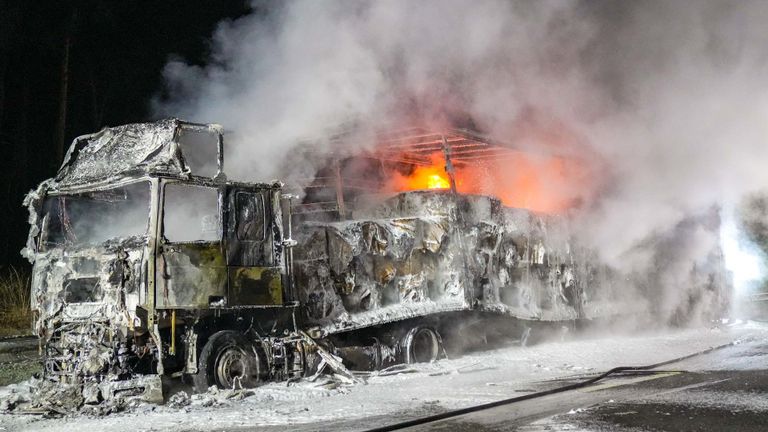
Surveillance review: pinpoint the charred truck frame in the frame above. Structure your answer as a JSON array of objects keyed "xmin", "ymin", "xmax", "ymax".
[{"xmin": 22, "ymin": 119, "xmax": 728, "ymax": 403}]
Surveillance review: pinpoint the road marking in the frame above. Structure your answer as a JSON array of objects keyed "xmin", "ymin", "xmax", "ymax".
[
  {"xmin": 646, "ymin": 378, "xmax": 730, "ymax": 397},
  {"xmin": 581, "ymin": 372, "xmax": 681, "ymax": 393}
]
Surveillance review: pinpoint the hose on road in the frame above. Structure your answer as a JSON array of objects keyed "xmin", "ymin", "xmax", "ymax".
[{"xmin": 362, "ymin": 339, "xmax": 745, "ymax": 432}]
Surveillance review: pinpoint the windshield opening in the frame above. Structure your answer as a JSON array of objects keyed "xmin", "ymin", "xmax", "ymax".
[{"xmin": 39, "ymin": 181, "xmax": 151, "ymax": 250}]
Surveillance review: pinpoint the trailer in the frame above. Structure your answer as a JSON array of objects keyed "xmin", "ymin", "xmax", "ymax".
[{"xmin": 21, "ymin": 119, "xmax": 728, "ymax": 405}]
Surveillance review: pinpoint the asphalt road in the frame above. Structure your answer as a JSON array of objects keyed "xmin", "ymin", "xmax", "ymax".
[
  {"xmin": 263, "ymin": 336, "xmax": 768, "ymax": 432},
  {"xmin": 3, "ymin": 329, "xmax": 765, "ymax": 432},
  {"xmin": 388, "ymin": 370, "xmax": 766, "ymax": 432},
  {"xmin": 367, "ymin": 339, "xmax": 768, "ymax": 432}
]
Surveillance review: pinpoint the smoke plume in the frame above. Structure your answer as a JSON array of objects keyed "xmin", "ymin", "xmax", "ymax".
[{"xmin": 155, "ymin": 0, "xmax": 768, "ymax": 323}]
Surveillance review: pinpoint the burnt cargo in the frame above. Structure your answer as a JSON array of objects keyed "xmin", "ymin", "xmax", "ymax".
[{"xmin": 294, "ymin": 190, "xmax": 634, "ymax": 335}]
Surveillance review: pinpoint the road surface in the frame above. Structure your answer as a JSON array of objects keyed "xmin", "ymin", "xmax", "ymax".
[{"xmin": 1, "ymin": 322, "xmax": 766, "ymax": 431}]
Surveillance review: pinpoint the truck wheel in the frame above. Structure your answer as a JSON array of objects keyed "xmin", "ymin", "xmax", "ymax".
[
  {"xmin": 402, "ymin": 326, "xmax": 442, "ymax": 364},
  {"xmin": 193, "ymin": 330, "xmax": 263, "ymax": 393}
]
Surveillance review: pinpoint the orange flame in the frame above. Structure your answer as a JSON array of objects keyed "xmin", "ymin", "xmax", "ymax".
[
  {"xmin": 427, "ymin": 174, "xmax": 450, "ymax": 189},
  {"xmin": 391, "ymin": 154, "xmax": 451, "ymax": 191},
  {"xmin": 414, "ymin": 168, "xmax": 451, "ymax": 190},
  {"xmin": 388, "ymin": 151, "xmax": 591, "ymax": 214}
]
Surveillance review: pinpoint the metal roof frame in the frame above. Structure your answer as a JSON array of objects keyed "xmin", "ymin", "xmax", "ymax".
[
  {"xmin": 373, "ymin": 127, "xmax": 524, "ymax": 166},
  {"xmin": 294, "ymin": 126, "xmax": 580, "ymax": 219}
]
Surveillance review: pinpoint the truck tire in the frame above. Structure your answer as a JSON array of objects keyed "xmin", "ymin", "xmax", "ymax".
[
  {"xmin": 192, "ymin": 330, "xmax": 264, "ymax": 393},
  {"xmin": 401, "ymin": 326, "xmax": 442, "ymax": 364}
]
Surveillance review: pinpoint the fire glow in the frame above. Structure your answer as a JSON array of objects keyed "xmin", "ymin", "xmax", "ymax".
[
  {"xmin": 389, "ymin": 152, "xmax": 591, "ymax": 214},
  {"xmin": 395, "ymin": 156, "xmax": 452, "ymax": 191}
]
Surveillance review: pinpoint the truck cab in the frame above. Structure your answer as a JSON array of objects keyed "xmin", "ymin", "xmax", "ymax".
[{"xmin": 24, "ymin": 119, "xmax": 302, "ymax": 401}]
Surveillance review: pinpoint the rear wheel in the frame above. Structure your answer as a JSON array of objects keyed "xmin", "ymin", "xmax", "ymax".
[
  {"xmin": 192, "ymin": 330, "xmax": 264, "ymax": 393},
  {"xmin": 401, "ymin": 326, "xmax": 442, "ymax": 364}
]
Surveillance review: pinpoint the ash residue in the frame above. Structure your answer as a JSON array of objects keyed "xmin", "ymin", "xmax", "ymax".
[{"xmin": 1, "ymin": 379, "xmax": 87, "ymax": 416}]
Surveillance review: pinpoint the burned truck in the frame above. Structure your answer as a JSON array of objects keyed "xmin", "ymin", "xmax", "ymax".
[{"xmin": 21, "ymin": 119, "xmax": 729, "ymax": 402}]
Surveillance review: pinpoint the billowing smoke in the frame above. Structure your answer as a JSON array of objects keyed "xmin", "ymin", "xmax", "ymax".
[{"xmin": 154, "ymin": 0, "xmax": 768, "ymax": 324}]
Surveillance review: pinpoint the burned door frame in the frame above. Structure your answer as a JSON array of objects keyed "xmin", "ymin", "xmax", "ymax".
[
  {"xmin": 155, "ymin": 179, "xmax": 227, "ymax": 309},
  {"xmin": 224, "ymin": 185, "xmax": 285, "ymax": 306}
]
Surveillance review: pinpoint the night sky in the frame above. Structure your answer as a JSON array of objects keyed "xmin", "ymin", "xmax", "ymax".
[{"xmin": 0, "ymin": 1, "xmax": 253, "ymax": 269}]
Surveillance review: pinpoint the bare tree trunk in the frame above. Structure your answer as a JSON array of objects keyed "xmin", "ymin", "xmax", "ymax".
[
  {"xmin": 18, "ymin": 74, "xmax": 29, "ymax": 189},
  {"xmin": 88, "ymin": 65, "xmax": 107, "ymax": 129},
  {"xmin": 0, "ymin": 54, "xmax": 6, "ymax": 137},
  {"xmin": 55, "ymin": 35, "xmax": 71, "ymax": 165},
  {"xmin": 89, "ymin": 69, "xmax": 100, "ymax": 128}
]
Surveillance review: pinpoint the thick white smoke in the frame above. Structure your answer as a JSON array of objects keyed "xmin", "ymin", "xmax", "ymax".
[
  {"xmin": 155, "ymin": 0, "xmax": 768, "ymax": 323},
  {"xmin": 154, "ymin": 0, "xmax": 598, "ymax": 179}
]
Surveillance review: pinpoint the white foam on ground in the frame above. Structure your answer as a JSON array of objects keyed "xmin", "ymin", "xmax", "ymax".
[{"xmin": 2, "ymin": 322, "xmax": 766, "ymax": 432}]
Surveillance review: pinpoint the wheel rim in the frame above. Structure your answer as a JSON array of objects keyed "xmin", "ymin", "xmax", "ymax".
[
  {"xmin": 215, "ymin": 346, "xmax": 249, "ymax": 389},
  {"xmin": 410, "ymin": 329, "xmax": 439, "ymax": 363}
]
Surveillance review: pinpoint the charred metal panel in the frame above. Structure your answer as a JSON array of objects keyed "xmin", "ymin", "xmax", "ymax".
[
  {"xmin": 53, "ymin": 118, "xmax": 224, "ymax": 188},
  {"xmin": 157, "ymin": 242, "xmax": 227, "ymax": 308},
  {"xmin": 27, "ymin": 236, "xmax": 146, "ymax": 334},
  {"xmin": 295, "ymin": 211, "xmax": 469, "ymax": 331},
  {"xmin": 228, "ymin": 267, "xmax": 283, "ymax": 305},
  {"xmin": 224, "ymin": 187, "xmax": 286, "ymax": 306},
  {"xmin": 56, "ymin": 119, "xmax": 184, "ymax": 187},
  {"xmin": 225, "ymin": 189, "xmax": 272, "ymax": 267}
]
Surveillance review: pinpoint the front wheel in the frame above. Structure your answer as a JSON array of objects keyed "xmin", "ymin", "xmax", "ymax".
[{"xmin": 192, "ymin": 330, "xmax": 264, "ymax": 393}]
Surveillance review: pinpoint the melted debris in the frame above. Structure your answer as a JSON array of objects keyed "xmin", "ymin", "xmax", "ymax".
[{"xmin": 0, "ymin": 375, "xmax": 162, "ymax": 417}]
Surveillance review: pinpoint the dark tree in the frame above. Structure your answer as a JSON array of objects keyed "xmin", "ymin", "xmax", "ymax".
[{"xmin": 0, "ymin": 0, "xmax": 252, "ymax": 269}]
